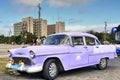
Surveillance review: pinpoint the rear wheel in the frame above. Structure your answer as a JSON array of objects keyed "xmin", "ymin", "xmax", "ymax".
[
  {"xmin": 43, "ymin": 59, "xmax": 58, "ymax": 80},
  {"xmin": 97, "ymin": 58, "xmax": 108, "ymax": 70}
]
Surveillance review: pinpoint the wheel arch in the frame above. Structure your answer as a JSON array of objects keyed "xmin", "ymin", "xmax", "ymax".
[
  {"xmin": 105, "ymin": 57, "xmax": 109, "ymax": 60},
  {"xmin": 102, "ymin": 57, "xmax": 109, "ymax": 60},
  {"xmin": 43, "ymin": 57, "xmax": 65, "ymax": 71},
  {"xmin": 99, "ymin": 57, "xmax": 109, "ymax": 61}
]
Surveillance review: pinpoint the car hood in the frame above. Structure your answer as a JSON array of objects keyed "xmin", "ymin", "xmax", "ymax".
[{"xmin": 10, "ymin": 45, "xmax": 69, "ymax": 56}]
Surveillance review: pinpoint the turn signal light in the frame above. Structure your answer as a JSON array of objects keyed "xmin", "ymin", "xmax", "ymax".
[{"xmin": 11, "ymin": 59, "xmax": 14, "ymax": 65}]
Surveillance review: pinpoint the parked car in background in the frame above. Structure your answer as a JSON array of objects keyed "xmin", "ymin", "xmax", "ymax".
[
  {"xmin": 103, "ymin": 41, "xmax": 110, "ymax": 45},
  {"xmin": 6, "ymin": 32, "xmax": 117, "ymax": 80}
]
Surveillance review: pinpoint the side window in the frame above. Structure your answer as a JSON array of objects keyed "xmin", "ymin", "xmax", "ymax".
[
  {"xmin": 60, "ymin": 36, "xmax": 70, "ymax": 45},
  {"xmin": 72, "ymin": 36, "xmax": 84, "ymax": 45},
  {"xmin": 85, "ymin": 37, "xmax": 95, "ymax": 45}
]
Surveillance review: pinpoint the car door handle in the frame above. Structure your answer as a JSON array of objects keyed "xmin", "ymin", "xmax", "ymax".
[
  {"xmin": 96, "ymin": 46, "xmax": 99, "ymax": 48},
  {"xmin": 84, "ymin": 46, "xmax": 87, "ymax": 48}
]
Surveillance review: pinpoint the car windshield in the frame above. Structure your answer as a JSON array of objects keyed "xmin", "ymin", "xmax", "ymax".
[{"xmin": 43, "ymin": 35, "xmax": 69, "ymax": 45}]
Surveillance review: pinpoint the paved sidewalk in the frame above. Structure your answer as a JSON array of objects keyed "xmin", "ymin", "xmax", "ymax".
[{"xmin": 0, "ymin": 44, "xmax": 28, "ymax": 58}]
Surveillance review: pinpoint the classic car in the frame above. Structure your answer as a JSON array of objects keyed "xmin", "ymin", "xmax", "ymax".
[{"xmin": 6, "ymin": 32, "xmax": 117, "ymax": 80}]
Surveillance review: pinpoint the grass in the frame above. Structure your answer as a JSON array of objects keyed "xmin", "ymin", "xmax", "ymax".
[{"xmin": 0, "ymin": 58, "xmax": 9, "ymax": 73}]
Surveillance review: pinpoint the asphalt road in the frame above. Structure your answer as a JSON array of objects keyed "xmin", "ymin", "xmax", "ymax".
[{"xmin": 0, "ymin": 57, "xmax": 120, "ymax": 80}]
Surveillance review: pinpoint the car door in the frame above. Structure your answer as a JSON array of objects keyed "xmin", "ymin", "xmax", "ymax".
[
  {"xmin": 69, "ymin": 36, "xmax": 89, "ymax": 68},
  {"xmin": 86, "ymin": 37, "xmax": 100, "ymax": 64}
]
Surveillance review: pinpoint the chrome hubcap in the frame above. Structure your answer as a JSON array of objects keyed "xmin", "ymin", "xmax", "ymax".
[
  {"xmin": 101, "ymin": 59, "xmax": 106, "ymax": 68},
  {"xmin": 49, "ymin": 63, "xmax": 57, "ymax": 77}
]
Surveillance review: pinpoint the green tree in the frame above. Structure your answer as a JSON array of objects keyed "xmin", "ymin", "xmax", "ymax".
[
  {"xmin": 86, "ymin": 30, "xmax": 115, "ymax": 43},
  {"xmin": 26, "ymin": 32, "xmax": 36, "ymax": 44}
]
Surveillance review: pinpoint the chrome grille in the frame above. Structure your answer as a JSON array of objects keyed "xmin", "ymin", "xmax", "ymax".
[{"xmin": 13, "ymin": 57, "xmax": 31, "ymax": 65}]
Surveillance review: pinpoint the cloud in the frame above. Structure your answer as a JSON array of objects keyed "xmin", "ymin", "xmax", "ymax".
[
  {"xmin": 11, "ymin": 0, "xmax": 43, "ymax": 15},
  {"xmin": 46, "ymin": 0, "xmax": 95, "ymax": 8},
  {"xmin": 12, "ymin": 0, "xmax": 42, "ymax": 7},
  {"xmin": 69, "ymin": 18, "xmax": 82, "ymax": 24},
  {"xmin": 9, "ymin": 5, "xmax": 33, "ymax": 15},
  {"xmin": 66, "ymin": 23, "xmax": 120, "ymax": 33},
  {"xmin": 11, "ymin": 0, "xmax": 94, "ymax": 14},
  {"xmin": 0, "ymin": 27, "xmax": 10, "ymax": 36},
  {"xmin": 12, "ymin": 0, "xmax": 95, "ymax": 8},
  {"xmin": 0, "ymin": 23, "xmax": 13, "ymax": 36}
]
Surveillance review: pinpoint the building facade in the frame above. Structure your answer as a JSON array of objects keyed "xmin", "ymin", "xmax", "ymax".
[
  {"xmin": 47, "ymin": 22, "xmax": 65, "ymax": 35},
  {"xmin": 56, "ymin": 22, "xmax": 65, "ymax": 33},
  {"xmin": 14, "ymin": 17, "xmax": 65, "ymax": 37},
  {"xmin": 33, "ymin": 19, "xmax": 47, "ymax": 37},
  {"xmin": 14, "ymin": 22, "xmax": 23, "ymax": 36},
  {"xmin": 22, "ymin": 17, "xmax": 34, "ymax": 34},
  {"xmin": 14, "ymin": 17, "xmax": 47, "ymax": 37},
  {"xmin": 47, "ymin": 24, "xmax": 56, "ymax": 35}
]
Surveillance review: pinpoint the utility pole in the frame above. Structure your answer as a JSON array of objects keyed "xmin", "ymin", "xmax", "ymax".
[
  {"xmin": 38, "ymin": 3, "xmax": 41, "ymax": 37},
  {"xmin": 104, "ymin": 21, "xmax": 107, "ymax": 41},
  {"xmin": 9, "ymin": 29, "xmax": 12, "ymax": 44}
]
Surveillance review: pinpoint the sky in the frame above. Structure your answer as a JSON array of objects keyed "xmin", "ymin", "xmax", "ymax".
[{"xmin": 0, "ymin": 0, "xmax": 120, "ymax": 36}]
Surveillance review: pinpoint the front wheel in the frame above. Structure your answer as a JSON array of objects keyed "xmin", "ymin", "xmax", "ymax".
[
  {"xmin": 97, "ymin": 58, "xmax": 108, "ymax": 70},
  {"xmin": 43, "ymin": 59, "xmax": 58, "ymax": 80}
]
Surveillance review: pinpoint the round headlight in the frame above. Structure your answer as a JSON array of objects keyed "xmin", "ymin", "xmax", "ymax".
[
  {"xmin": 8, "ymin": 51, "xmax": 12, "ymax": 57},
  {"xmin": 30, "ymin": 51, "xmax": 35, "ymax": 58}
]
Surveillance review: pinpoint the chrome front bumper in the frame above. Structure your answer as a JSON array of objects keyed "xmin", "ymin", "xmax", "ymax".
[{"xmin": 6, "ymin": 62, "xmax": 43, "ymax": 73}]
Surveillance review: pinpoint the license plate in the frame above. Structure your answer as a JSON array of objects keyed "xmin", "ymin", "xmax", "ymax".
[{"xmin": 12, "ymin": 64, "xmax": 19, "ymax": 70}]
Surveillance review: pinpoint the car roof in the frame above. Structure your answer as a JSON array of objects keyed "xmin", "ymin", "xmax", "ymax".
[{"xmin": 49, "ymin": 32, "xmax": 98, "ymax": 39}]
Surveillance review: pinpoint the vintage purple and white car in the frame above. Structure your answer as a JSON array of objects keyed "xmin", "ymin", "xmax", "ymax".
[{"xmin": 6, "ymin": 32, "xmax": 117, "ymax": 80}]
